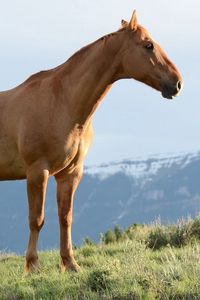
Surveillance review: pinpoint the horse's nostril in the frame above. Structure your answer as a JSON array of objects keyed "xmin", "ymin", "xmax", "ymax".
[{"xmin": 177, "ymin": 80, "xmax": 182, "ymax": 92}]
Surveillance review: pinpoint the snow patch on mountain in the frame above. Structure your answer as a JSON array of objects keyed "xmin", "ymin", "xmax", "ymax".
[{"xmin": 85, "ymin": 151, "xmax": 200, "ymax": 181}]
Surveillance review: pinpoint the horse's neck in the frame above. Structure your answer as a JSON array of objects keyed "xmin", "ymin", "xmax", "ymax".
[{"xmin": 59, "ymin": 34, "xmax": 123, "ymax": 128}]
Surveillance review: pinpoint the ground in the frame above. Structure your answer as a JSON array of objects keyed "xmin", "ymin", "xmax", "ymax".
[{"xmin": 1, "ymin": 239, "xmax": 200, "ymax": 300}]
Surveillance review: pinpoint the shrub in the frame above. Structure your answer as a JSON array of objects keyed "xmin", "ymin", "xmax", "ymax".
[
  {"xmin": 147, "ymin": 226, "xmax": 169, "ymax": 250},
  {"xmin": 99, "ymin": 232, "xmax": 104, "ymax": 244},
  {"xmin": 125, "ymin": 223, "xmax": 138, "ymax": 240},
  {"xmin": 125, "ymin": 224, "xmax": 150, "ymax": 243},
  {"xmin": 191, "ymin": 215, "xmax": 200, "ymax": 239},
  {"xmin": 169, "ymin": 220, "xmax": 193, "ymax": 247},
  {"xmin": 81, "ymin": 246, "xmax": 95, "ymax": 257},
  {"xmin": 101, "ymin": 215, "xmax": 200, "ymax": 249},
  {"xmin": 114, "ymin": 224, "xmax": 123, "ymax": 241},
  {"xmin": 146, "ymin": 217, "xmax": 199, "ymax": 250},
  {"xmin": 104, "ymin": 230, "xmax": 116, "ymax": 244},
  {"xmin": 83, "ymin": 236, "xmax": 94, "ymax": 246},
  {"xmin": 87, "ymin": 269, "xmax": 113, "ymax": 292}
]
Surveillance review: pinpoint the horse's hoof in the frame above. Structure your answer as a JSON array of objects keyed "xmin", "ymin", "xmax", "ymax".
[
  {"xmin": 24, "ymin": 260, "xmax": 40, "ymax": 275},
  {"xmin": 60, "ymin": 259, "xmax": 81, "ymax": 273}
]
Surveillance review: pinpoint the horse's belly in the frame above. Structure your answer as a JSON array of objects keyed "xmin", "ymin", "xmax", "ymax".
[{"xmin": 0, "ymin": 160, "xmax": 26, "ymax": 180}]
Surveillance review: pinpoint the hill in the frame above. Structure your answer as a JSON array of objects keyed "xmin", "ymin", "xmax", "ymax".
[
  {"xmin": 1, "ymin": 151, "xmax": 200, "ymax": 253},
  {"xmin": 1, "ymin": 217, "xmax": 200, "ymax": 300}
]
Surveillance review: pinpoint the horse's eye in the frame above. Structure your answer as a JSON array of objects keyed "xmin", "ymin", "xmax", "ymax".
[{"xmin": 144, "ymin": 42, "xmax": 154, "ymax": 50}]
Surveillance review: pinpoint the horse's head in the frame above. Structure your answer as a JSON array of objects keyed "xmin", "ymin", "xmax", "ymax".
[{"xmin": 119, "ymin": 10, "xmax": 183, "ymax": 99}]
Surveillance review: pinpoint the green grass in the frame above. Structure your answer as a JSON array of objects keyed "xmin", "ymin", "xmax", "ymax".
[
  {"xmin": 1, "ymin": 240, "xmax": 200, "ymax": 299},
  {"xmin": 1, "ymin": 216, "xmax": 200, "ymax": 300}
]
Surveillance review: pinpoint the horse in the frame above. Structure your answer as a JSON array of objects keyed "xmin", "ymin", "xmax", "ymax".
[{"xmin": 0, "ymin": 10, "xmax": 182, "ymax": 273}]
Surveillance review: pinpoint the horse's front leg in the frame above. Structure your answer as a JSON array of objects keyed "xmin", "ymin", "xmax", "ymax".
[
  {"xmin": 55, "ymin": 165, "xmax": 83, "ymax": 272},
  {"xmin": 25, "ymin": 163, "xmax": 49, "ymax": 274}
]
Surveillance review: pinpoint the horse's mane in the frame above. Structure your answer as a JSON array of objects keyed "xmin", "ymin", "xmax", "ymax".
[
  {"xmin": 24, "ymin": 27, "xmax": 126, "ymax": 84},
  {"xmin": 66, "ymin": 27, "xmax": 126, "ymax": 67}
]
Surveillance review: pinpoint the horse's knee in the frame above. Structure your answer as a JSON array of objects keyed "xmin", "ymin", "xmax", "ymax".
[{"xmin": 29, "ymin": 216, "xmax": 44, "ymax": 231}]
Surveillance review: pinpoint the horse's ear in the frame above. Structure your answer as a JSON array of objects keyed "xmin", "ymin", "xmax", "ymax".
[
  {"xmin": 121, "ymin": 19, "xmax": 129, "ymax": 28},
  {"xmin": 129, "ymin": 10, "xmax": 138, "ymax": 31}
]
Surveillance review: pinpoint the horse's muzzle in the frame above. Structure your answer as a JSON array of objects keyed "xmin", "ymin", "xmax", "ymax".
[{"xmin": 161, "ymin": 80, "xmax": 183, "ymax": 100}]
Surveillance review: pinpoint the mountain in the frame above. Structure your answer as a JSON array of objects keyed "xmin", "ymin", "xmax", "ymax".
[{"xmin": 1, "ymin": 151, "xmax": 200, "ymax": 254}]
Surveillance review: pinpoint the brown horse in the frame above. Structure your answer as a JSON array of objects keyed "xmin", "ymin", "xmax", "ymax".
[{"xmin": 0, "ymin": 10, "xmax": 182, "ymax": 273}]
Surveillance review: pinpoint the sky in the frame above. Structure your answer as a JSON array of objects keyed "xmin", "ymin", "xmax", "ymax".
[{"xmin": 0, "ymin": 0, "xmax": 199, "ymax": 165}]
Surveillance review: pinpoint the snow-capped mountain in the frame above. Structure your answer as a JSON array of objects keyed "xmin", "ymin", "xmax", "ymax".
[
  {"xmin": 85, "ymin": 151, "xmax": 200, "ymax": 182},
  {"xmin": 1, "ymin": 151, "xmax": 200, "ymax": 253}
]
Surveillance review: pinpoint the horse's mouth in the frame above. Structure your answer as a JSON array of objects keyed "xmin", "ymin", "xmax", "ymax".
[
  {"xmin": 161, "ymin": 82, "xmax": 182, "ymax": 100},
  {"xmin": 161, "ymin": 90, "xmax": 180, "ymax": 100}
]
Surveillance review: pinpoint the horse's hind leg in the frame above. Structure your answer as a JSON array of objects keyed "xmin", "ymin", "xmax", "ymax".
[
  {"xmin": 55, "ymin": 165, "xmax": 83, "ymax": 272},
  {"xmin": 24, "ymin": 164, "xmax": 49, "ymax": 274}
]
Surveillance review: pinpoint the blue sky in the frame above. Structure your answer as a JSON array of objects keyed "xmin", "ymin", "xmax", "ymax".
[{"xmin": 0, "ymin": 1, "xmax": 199, "ymax": 165}]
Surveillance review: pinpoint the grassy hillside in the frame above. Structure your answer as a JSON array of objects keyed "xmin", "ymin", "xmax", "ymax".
[{"xmin": 1, "ymin": 218, "xmax": 200, "ymax": 300}]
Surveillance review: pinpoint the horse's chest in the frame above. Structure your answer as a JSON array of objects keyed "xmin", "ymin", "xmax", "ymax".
[{"xmin": 49, "ymin": 136, "xmax": 84, "ymax": 175}]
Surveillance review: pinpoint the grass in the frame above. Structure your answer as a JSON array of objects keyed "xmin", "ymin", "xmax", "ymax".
[{"xmin": 1, "ymin": 217, "xmax": 200, "ymax": 299}]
